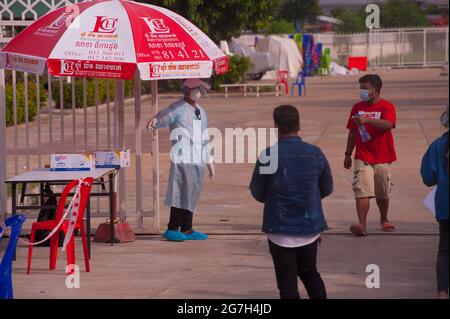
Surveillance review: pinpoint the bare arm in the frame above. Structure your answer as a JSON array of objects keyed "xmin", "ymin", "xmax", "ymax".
[
  {"xmin": 344, "ymin": 129, "xmax": 356, "ymax": 169},
  {"xmin": 346, "ymin": 129, "xmax": 356, "ymax": 155},
  {"xmin": 356, "ymin": 117, "xmax": 394, "ymax": 131}
]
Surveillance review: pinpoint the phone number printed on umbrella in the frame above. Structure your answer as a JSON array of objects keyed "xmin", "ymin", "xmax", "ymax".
[
  {"xmin": 151, "ymin": 50, "xmax": 206, "ymax": 61},
  {"xmin": 87, "ymin": 50, "xmax": 125, "ymax": 62}
]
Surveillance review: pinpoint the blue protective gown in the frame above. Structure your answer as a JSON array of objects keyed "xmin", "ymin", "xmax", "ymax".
[{"xmin": 154, "ymin": 98, "xmax": 212, "ymax": 213}]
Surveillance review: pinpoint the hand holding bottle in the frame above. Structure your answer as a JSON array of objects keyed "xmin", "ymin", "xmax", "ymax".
[{"xmin": 353, "ymin": 115, "xmax": 371, "ymax": 143}]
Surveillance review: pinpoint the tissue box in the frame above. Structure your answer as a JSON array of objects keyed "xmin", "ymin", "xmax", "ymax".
[
  {"xmin": 51, "ymin": 153, "xmax": 96, "ymax": 171},
  {"xmin": 94, "ymin": 150, "xmax": 131, "ymax": 168}
]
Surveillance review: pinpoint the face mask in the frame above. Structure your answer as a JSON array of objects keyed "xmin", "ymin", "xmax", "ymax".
[
  {"xmin": 190, "ymin": 88, "xmax": 202, "ymax": 102},
  {"xmin": 360, "ymin": 89, "xmax": 372, "ymax": 102}
]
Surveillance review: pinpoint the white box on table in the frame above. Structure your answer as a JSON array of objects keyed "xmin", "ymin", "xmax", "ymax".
[
  {"xmin": 50, "ymin": 153, "xmax": 96, "ymax": 171},
  {"xmin": 94, "ymin": 150, "xmax": 131, "ymax": 168}
]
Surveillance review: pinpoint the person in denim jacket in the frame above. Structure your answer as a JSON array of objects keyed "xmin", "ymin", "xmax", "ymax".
[{"xmin": 250, "ymin": 105, "xmax": 333, "ymax": 299}]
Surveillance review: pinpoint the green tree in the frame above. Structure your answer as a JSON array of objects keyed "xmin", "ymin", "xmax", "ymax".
[
  {"xmin": 266, "ymin": 19, "xmax": 295, "ymax": 35},
  {"xmin": 211, "ymin": 55, "xmax": 253, "ymax": 90},
  {"xmin": 331, "ymin": 0, "xmax": 429, "ymax": 32},
  {"xmin": 279, "ymin": 0, "xmax": 321, "ymax": 31},
  {"xmin": 425, "ymin": 4, "xmax": 448, "ymax": 15},
  {"xmin": 331, "ymin": 8, "xmax": 366, "ymax": 33},
  {"xmin": 381, "ymin": 0, "xmax": 429, "ymax": 28},
  {"xmin": 139, "ymin": 0, "xmax": 281, "ymax": 42}
]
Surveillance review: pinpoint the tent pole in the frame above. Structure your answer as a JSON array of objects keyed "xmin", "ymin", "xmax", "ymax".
[
  {"xmin": 0, "ymin": 69, "xmax": 7, "ymax": 219},
  {"xmin": 151, "ymin": 80, "xmax": 160, "ymax": 234},
  {"xmin": 134, "ymin": 72, "xmax": 143, "ymax": 229}
]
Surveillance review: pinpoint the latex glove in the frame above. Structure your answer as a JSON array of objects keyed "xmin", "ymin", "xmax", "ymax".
[
  {"xmin": 207, "ymin": 163, "xmax": 215, "ymax": 182},
  {"xmin": 146, "ymin": 117, "xmax": 158, "ymax": 132},
  {"xmin": 146, "ymin": 117, "xmax": 158, "ymax": 140}
]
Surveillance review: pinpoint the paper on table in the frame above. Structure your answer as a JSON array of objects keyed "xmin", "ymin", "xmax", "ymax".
[{"xmin": 423, "ymin": 186, "xmax": 437, "ymax": 215}]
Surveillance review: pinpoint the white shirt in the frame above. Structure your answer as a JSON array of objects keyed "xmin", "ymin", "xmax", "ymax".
[{"xmin": 267, "ymin": 233, "xmax": 320, "ymax": 248}]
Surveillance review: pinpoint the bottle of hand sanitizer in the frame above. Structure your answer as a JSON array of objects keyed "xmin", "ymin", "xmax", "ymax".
[{"xmin": 353, "ymin": 115, "xmax": 372, "ymax": 143}]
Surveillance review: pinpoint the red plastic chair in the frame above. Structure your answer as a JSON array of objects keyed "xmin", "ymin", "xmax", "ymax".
[
  {"xmin": 277, "ymin": 70, "xmax": 289, "ymax": 95},
  {"xmin": 27, "ymin": 178, "xmax": 94, "ymax": 274}
]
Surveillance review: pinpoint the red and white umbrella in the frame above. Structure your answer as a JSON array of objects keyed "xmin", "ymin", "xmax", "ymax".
[{"xmin": 0, "ymin": 0, "xmax": 229, "ymax": 80}]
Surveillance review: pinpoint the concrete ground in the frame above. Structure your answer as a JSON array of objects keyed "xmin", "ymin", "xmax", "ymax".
[{"xmin": 2, "ymin": 68, "xmax": 449, "ymax": 299}]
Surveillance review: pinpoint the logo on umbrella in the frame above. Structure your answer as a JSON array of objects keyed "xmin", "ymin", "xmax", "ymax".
[
  {"xmin": 35, "ymin": 12, "xmax": 73, "ymax": 36},
  {"xmin": 61, "ymin": 60, "xmax": 75, "ymax": 75},
  {"xmin": 141, "ymin": 18, "xmax": 170, "ymax": 34},
  {"xmin": 48, "ymin": 12, "xmax": 73, "ymax": 30},
  {"xmin": 150, "ymin": 64, "xmax": 161, "ymax": 78},
  {"xmin": 93, "ymin": 16, "xmax": 118, "ymax": 34}
]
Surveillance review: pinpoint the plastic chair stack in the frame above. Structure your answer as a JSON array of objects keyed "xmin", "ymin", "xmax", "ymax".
[
  {"xmin": 27, "ymin": 178, "xmax": 94, "ymax": 274},
  {"xmin": 302, "ymin": 34, "xmax": 314, "ymax": 77},
  {"xmin": 291, "ymin": 72, "xmax": 306, "ymax": 96},
  {"xmin": 277, "ymin": 70, "xmax": 289, "ymax": 95},
  {"xmin": 319, "ymin": 48, "xmax": 331, "ymax": 76},
  {"xmin": 293, "ymin": 33, "xmax": 303, "ymax": 52},
  {"xmin": 0, "ymin": 214, "xmax": 27, "ymax": 299},
  {"xmin": 313, "ymin": 42, "xmax": 323, "ymax": 75}
]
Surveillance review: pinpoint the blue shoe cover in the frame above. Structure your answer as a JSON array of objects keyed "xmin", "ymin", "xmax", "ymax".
[
  {"xmin": 162, "ymin": 230, "xmax": 186, "ymax": 242},
  {"xmin": 183, "ymin": 230, "xmax": 208, "ymax": 241}
]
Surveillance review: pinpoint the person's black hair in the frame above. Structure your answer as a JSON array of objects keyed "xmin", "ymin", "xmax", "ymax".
[
  {"xmin": 359, "ymin": 74, "xmax": 383, "ymax": 93},
  {"xmin": 273, "ymin": 105, "xmax": 300, "ymax": 134}
]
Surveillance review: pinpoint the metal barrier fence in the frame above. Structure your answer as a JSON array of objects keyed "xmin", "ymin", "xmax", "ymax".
[
  {"xmin": 314, "ymin": 27, "xmax": 449, "ymax": 67},
  {"xmin": 0, "ymin": 1, "xmax": 160, "ymax": 232},
  {"xmin": 0, "ymin": 70, "xmax": 160, "ymax": 232},
  {"xmin": 236, "ymin": 27, "xmax": 449, "ymax": 68}
]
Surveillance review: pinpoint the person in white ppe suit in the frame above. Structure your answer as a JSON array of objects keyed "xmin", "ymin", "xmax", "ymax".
[{"xmin": 147, "ymin": 78, "xmax": 215, "ymax": 241}]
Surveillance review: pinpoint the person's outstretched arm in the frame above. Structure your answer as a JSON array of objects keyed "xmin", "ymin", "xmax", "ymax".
[{"xmin": 147, "ymin": 103, "xmax": 181, "ymax": 131}]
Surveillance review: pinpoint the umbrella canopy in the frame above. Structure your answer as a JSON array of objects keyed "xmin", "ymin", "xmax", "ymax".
[{"xmin": 0, "ymin": 0, "xmax": 229, "ymax": 80}]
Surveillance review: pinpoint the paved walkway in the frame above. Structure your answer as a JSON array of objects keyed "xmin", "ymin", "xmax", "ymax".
[{"xmin": 3, "ymin": 68, "xmax": 449, "ymax": 298}]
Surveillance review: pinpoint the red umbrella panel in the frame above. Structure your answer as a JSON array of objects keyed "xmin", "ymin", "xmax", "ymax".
[{"xmin": 0, "ymin": 0, "xmax": 229, "ymax": 80}]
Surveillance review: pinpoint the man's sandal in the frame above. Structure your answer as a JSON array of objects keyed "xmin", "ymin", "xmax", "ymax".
[{"xmin": 381, "ymin": 222, "xmax": 396, "ymax": 232}]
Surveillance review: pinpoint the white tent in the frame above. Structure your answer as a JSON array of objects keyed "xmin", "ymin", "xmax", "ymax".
[{"xmin": 255, "ymin": 36, "xmax": 303, "ymax": 79}]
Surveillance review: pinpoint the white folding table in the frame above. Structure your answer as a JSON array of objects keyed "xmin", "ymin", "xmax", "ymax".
[{"xmin": 5, "ymin": 168, "xmax": 119, "ymax": 258}]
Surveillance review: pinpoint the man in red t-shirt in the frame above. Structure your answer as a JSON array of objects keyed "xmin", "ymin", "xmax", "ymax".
[{"xmin": 344, "ymin": 74, "xmax": 397, "ymax": 236}]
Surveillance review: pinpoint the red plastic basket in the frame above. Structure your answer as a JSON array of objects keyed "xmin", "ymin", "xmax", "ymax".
[{"xmin": 348, "ymin": 56, "xmax": 368, "ymax": 71}]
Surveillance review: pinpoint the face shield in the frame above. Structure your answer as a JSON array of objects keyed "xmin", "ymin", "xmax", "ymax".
[
  {"xmin": 182, "ymin": 78, "xmax": 210, "ymax": 98},
  {"xmin": 197, "ymin": 86, "xmax": 208, "ymax": 97}
]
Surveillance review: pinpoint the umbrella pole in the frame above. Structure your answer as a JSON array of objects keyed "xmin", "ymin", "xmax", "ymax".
[
  {"xmin": 151, "ymin": 80, "xmax": 160, "ymax": 234},
  {"xmin": 0, "ymin": 69, "xmax": 7, "ymax": 220},
  {"xmin": 134, "ymin": 73, "xmax": 144, "ymax": 230},
  {"xmin": 116, "ymin": 79, "xmax": 127, "ymax": 221}
]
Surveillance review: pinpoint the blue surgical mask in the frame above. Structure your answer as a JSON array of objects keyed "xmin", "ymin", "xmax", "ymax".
[{"xmin": 360, "ymin": 89, "xmax": 372, "ymax": 102}]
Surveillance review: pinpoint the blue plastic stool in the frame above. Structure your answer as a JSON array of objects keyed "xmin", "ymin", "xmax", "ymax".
[
  {"xmin": 291, "ymin": 72, "xmax": 306, "ymax": 96},
  {"xmin": 0, "ymin": 214, "xmax": 26, "ymax": 299}
]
